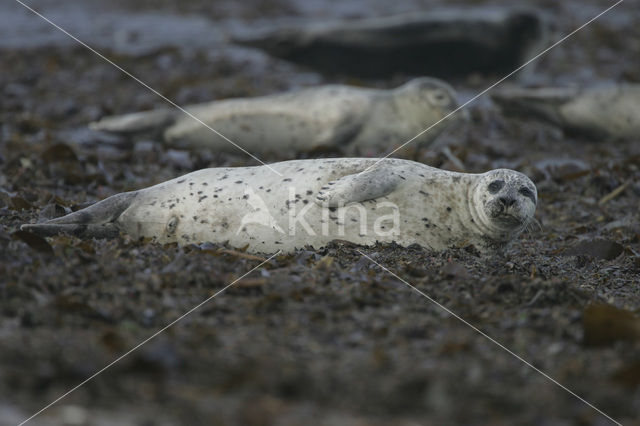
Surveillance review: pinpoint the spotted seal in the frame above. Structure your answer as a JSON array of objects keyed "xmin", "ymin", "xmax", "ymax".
[
  {"xmin": 90, "ymin": 78, "xmax": 459, "ymax": 155},
  {"xmin": 492, "ymin": 84, "xmax": 640, "ymax": 140},
  {"xmin": 233, "ymin": 7, "xmax": 551, "ymax": 79},
  {"xmin": 21, "ymin": 158, "xmax": 537, "ymax": 254}
]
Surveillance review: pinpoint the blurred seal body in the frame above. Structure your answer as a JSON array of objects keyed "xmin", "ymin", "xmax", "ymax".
[
  {"xmin": 234, "ymin": 7, "xmax": 550, "ymax": 78},
  {"xmin": 492, "ymin": 85, "xmax": 640, "ymax": 140},
  {"xmin": 91, "ymin": 78, "xmax": 458, "ymax": 154},
  {"xmin": 22, "ymin": 158, "xmax": 537, "ymax": 254}
]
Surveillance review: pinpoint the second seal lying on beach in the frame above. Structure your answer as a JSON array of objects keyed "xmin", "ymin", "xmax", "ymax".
[
  {"xmin": 91, "ymin": 78, "xmax": 459, "ymax": 156},
  {"xmin": 21, "ymin": 158, "xmax": 537, "ymax": 254}
]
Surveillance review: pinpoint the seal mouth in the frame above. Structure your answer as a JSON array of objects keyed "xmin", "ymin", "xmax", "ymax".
[{"xmin": 493, "ymin": 213, "xmax": 525, "ymax": 227}]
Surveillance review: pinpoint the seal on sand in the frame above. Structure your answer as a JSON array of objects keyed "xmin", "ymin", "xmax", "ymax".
[
  {"xmin": 233, "ymin": 7, "xmax": 551, "ymax": 79},
  {"xmin": 21, "ymin": 158, "xmax": 537, "ymax": 254},
  {"xmin": 492, "ymin": 84, "xmax": 640, "ymax": 140},
  {"xmin": 90, "ymin": 78, "xmax": 459, "ymax": 155}
]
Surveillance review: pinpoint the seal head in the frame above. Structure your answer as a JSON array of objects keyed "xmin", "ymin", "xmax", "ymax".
[
  {"xmin": 399, "ymin": 77, "xmax": 458, "ymax": 112},
  {"xmin": 468, "ymin": 169, "xmax": 537, "ymax": 244}
]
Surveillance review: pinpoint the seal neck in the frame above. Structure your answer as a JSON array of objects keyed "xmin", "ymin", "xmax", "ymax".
[{"xmin": 391, "ymin": 91, "xmax": 434, "ymax": 129}]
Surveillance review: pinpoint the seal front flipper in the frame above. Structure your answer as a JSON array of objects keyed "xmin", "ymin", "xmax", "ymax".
[
  {"xmin": 21, "ymin": 192, "xmax": 138, "ymax": 239},
  {"xmin": 315, "ymin": 112, "xmax": 366, "ymax": 149},
  {"xmin": 315, "ymin": 166, "xmax": 403, "ymax": 207}
]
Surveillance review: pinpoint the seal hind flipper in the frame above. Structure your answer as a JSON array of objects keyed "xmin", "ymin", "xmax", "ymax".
[
  {"xmin": 90, "ymin": 109, "xmax": 177, "ymax": 134},
  {"xmin": 20, "ymin": 223, "xmax": 121, "ymax": 239},
  {"xmin": 21, "ymin": 192, "xmax": 138, "ymax": 239},
  {"xmin": 491, "ymin": 87, "xmax": 579, "ymax": 126},
  {"xmin": 315, "ymin": 166, "xmax": 403, "ymax": 207}
]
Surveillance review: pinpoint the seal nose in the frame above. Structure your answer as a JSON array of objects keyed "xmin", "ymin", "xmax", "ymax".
[{"xmin": 499, "ymin": 196, "xmax": 516, "ymax": 208}]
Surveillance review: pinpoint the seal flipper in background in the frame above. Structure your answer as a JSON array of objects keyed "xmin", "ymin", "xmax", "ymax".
[
  {"xmin": 90, "ymin": 108, "xmax": 177, "ymax": 134},
  {"xmin": 315, "ymin": 165, "xmax": 404, "ymax": 207},
  {"xmin": 491, "ymin": 86, "xmax": 577, "ymax": 128},
  {"xmin": 20, "ymin": 192, "xmax": 138, "ymax": 239},
  {"xmin": 491, "ymin": 85, "xmax": 640, "ymax": 140}
]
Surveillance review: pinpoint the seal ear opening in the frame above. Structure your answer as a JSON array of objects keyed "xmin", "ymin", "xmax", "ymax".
[{"xmin": 20, "ymin": 192, "xmax": 138, "ymax": 239}]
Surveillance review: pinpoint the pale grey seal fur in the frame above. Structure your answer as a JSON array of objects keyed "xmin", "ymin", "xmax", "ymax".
[
  {"xmin": 21, "ymin": 158, "xmax": 537, "ymax": 254},
  {"xmin": 233, "ymin": 7, "xmax": 551, "ymax": 79},
  {"xmin": 90, "ymin": 78, "xmax": 459, "ymax": 155},
  {"xmin": 492, "ymin": 84, "xmax": 640, "ymax": 140}
]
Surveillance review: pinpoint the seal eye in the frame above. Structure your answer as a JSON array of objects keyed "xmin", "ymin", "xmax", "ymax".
[
  {"xmin": 427, "ymin": 89, "xmax": 450, "ymax": 106},
  {"xmin": 488, "ymin": 180, "xmax": 505, "ymax": 194},
  {"xmin": 519, "ymin": 187, "xmax": 536, "ymax": 204}
]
